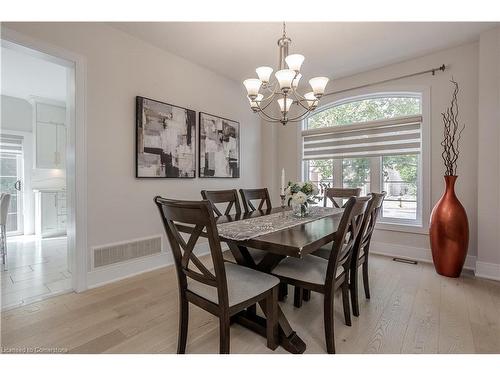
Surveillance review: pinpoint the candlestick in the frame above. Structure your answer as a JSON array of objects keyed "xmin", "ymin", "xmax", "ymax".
[
  {"xmin": 281, "ymin": 168, "xmax": 285, "ymax": 195},
  {"xmin": 280, "ymin": 194, "xmax": 286, "ymax": 209}
]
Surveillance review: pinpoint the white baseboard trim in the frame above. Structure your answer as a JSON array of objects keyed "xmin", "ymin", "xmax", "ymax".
[
  {"xmin": 86, "ymin": 241, "xmax": 221, "ymax": 290},
  {"xmin": 475, "ymin": 261, "xmax": 500, "ymax": 281},
  {"xmin": 370, "ymin": 241, "xmax": 477, "ymax": 271}
]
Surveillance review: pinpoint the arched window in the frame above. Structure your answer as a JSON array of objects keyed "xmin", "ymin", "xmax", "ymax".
[{"xmin": 302, "ymin": 93, "xmax": 424, "ymax": 226}]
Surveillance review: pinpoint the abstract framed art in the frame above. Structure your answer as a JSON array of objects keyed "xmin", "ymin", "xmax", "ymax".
[
  {"xmin": 136, "ymin": 96, "xmax": 196, "ymax": 178},
  {"xmin": 198, "ymin": 112, "xmax": 240, "ymax": 178}
]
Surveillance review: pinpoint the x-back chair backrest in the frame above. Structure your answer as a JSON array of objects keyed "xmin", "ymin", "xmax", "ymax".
[
  {"xmin": 239, "ymin": 188, "xmax": 272, "ymax": 213},
  {"xmin": 325, "ymin": 196, "xmax": 369, "ymax": 288},
  {"xmin": 201, "ymin": 189, "xmax": 242, "ymax": 217},
  {"xmin": 323, "ymin": 187, "xmax": 362, "ymax": 208},
  {"xmin": 154, "ymin": 196, "xmax": 229, "ymax": 307},
  {"xmin": 352, "ymin": 192, "xmax": 386, "ymax": 261}
]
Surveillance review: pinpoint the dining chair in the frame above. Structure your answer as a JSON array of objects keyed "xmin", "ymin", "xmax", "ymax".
[
  {"xmin": 201, "ymin": 189, "xmax": 242, "ymax": 217},
  {"xmin": 0, "ymin": 193, "xmax": 11, "ymax": 270},
  {"xmin": 294, "ymin": 187, "xmax": 363, "ymax": 306},
  {"xmin": 271, "ymin": 196, "xmax": 369, "ymax": 354},
  {"xmin": 239, "ymin": 188, "xmax": 272, "ymax": 213},
  {"xmin": 201, "ymin": 189, "xmax": 267, "ymax": 266},
  {"xmin": 154, "ymin": 196, "xmax": 279, "ymax": 354},
  {"xmin": 324, "ymin": 187, "xmax": 362, "ymax": 208},
  {"xmin": 238, "ymin": 187, "xmax": 289, "ymax": 299},
  {"xmin": 349, "ymin": 192, "xmax": 386, "ymax": 316}
]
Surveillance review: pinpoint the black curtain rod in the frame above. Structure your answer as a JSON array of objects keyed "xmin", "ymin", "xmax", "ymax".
[{"xmin": 322, "ymin": 64, "xmax": 446, "ymax": 98}]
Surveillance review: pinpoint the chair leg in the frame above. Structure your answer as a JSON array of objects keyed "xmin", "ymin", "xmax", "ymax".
[
  {"xmin": 265, "ymin": 286, "xmax": 279, "ymax": 350},
  {"xmin": 177, "ymin": 297, "xmax": 189, "ymax": 354},
  {"xmin": 341, "ymin": 280, "xmax": 352, "ymax": 326},
  {"xmin": 219, "ymin": 314, "xmax": 231, "ymax": 354},
  {"xmin": 278, "ymin": 282, "xmax": 288, "ymax": 301},
  {"xmin": 293, "ymin": 286, "xmax": 303, "ymax": 308},
  {"xmin": 303, "ymin": 289, "xmax": 311, "ymax": 301},
  {"xmin": 323, "ymin": 291, "xmax": 336, "ymax": 354},
  {"xmin": 350, "ymin": 266, "xmax": 360, "ymax": 317},
  {"xmin": 362, "ymin": 260, "xmax": 370, "ymax": 299}
]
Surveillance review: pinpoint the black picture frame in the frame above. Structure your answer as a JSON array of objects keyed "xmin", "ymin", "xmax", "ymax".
[
  {"xmin": 136, "ymin": 96, "xmax": 196, "ymax": 178},
  {"xmin": 198, "ymin": 112, "xmax": 240, "ymax": 178}
]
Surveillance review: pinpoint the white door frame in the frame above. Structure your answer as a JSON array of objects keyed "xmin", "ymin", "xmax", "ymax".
[
  {"xmin": 1, "ymin": 27, "xmax": 88, "ymax": 292},
  {"xmin": 0, "ymin": 129, "xmax": 34, "ymax": 235},
  {"xmin": 0, "ymin": 138, "xmax": 24, "ymax": 235}
]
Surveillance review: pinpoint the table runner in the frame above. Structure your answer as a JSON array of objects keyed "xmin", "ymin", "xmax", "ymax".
[{"xmin": 217, "ymin": 206, "xmax": 343, "ymax": 241}]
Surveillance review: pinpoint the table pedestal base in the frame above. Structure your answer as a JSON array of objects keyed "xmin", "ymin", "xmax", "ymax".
[{"xmin": 232, "ymin": 309, "xmax": 306, "ymax": 354}]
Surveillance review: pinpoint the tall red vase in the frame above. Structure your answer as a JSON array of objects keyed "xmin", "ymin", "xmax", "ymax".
[{"xmin": 429, "ymin": 175, "xmax": 469, "ymax": 277}]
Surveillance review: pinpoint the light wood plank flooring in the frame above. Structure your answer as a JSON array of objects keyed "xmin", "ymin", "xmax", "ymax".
[{"xmin": 1, "ymin": 254, "xmax": 499, "ymax": 354}]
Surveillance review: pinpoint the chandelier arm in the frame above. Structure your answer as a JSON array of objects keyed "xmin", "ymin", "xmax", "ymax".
[
  {"xmin": 286, "ymin": 109, "xmax": 315, "ymax": 123},
  {"xmin": 291, "ymin": 86, "xmax": 307, "ymax": 100},
  {"xmin": 260, "ymin": 84, "xmax": 281, "ymax": 103},
  {"xmin": 256, "ymin": 110, "xmax": 282, "ymax": 123},
  {"xmin": 254, "ymin": 102, "xmax": 283, "ymax": 122},
  {"xmin": 289, "ymin": 89, "xmax": 312, "ymax": 112},
  {"xmin": 256, "ymin": 95, "xmax": 278, "ymax": 113},
  {"xmin": 263, "ymin": 81, "xmax": 279, "ymax": 95}
]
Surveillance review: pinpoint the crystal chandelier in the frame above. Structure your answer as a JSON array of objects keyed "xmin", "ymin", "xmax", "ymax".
[{"xmin": 243, "ymin": 22, "xmax": 329, "ymax": 126}]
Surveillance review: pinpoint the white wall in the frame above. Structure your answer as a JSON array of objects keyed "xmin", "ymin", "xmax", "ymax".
[
  {"xmin": 1, "ymin": 95, "xmax": 32, "ymax": 132},
  {"xmin": 3, "ymin": 22, "xmax": 262, "ymax": 286},
  {"xmin": 477, "ymin": 27, "xmax": 500, "ymax": 280},
  {"xmin": 265, "ymin": 42, "xmax": 480, "ymax": 267}
]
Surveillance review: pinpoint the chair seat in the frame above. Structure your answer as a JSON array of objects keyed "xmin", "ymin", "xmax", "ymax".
[
  {"xmin": 310, "ymin": 246, "xmax": 331, "ymax": 260},
  {"xmin": 272, "ymin": 254, "xmax": 343, "ymax": 286},
  {"xmin": 188, "ymin": 262, "xmax": 279, "ymax": 307}
]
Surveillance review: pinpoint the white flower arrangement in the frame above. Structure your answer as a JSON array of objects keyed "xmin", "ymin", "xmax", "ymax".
[{"xmin": 284, "ymin": 181, "xmax": 320, "ymax": 206}]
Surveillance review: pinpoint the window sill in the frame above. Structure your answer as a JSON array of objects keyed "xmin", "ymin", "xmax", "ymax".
[{"xmin": 376, "ymin": 222, "xmax": 428, "ymax": 235}]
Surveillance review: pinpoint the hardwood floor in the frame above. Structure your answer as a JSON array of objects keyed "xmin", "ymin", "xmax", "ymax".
[{"xmin": 1, "ymin": 253, "xmax": 499, "ymax": 354}]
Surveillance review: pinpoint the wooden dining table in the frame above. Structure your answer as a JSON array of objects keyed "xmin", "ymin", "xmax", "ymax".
[{"xmin": 179, "ymin": 206, "xmax": 343, "ymax": 354}]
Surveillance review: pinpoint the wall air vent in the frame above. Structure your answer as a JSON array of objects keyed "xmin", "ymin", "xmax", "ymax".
[{"xmin": 93, "ymin": 236, "xmax": 162, "ymax": 268}]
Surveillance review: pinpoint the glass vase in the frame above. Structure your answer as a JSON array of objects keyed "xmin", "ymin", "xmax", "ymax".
[{"xmin": 292, "ymin": 202, "xmax": 309, "ymax": 218}]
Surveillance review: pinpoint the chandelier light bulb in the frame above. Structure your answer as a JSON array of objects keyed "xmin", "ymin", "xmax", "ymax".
[
  {"xmin": 243, "ymin": 78, "xmax": 262, "ymax": 99},
  {"xmin": 292, "ymin": 73, "xmax": 302, "ymax": 89},
  {"xmin": 275, "ymin": 69, "xmax": 296, "ymax": 91},
  {"xmin": 285, "ymin": 54, "xmax": 305, "ymax": 72},
  {"xmin": 248, "ymin": 94, "xmax": 264, "ymax": 110},
  {"xmin": 309, "ymin": 77, "xmax": 329, "ymax": 97},
  {"xmin": 277, "ymin": 97, "xmax": 293, "ymax": 113},
  {"xmin": 304, "ymin": 92, "xmax": 318, "ymax": 109},
  {"xmin": 256, "ymin": 66, "xmax": 273, "ymax": 84}
]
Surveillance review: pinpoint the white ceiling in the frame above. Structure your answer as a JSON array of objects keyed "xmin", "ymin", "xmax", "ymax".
[
  {"xmin": 112, "ymin": 22, "xmax": 497, "ymax": 83},
  {"xmin": 1, "ymin": 46, "xmax": 67, "ymax": 102}
]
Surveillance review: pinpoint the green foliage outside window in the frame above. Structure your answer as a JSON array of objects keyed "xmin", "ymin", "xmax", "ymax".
[
  {"xmin": 343, "ymin": 158, "xmax": 370, "ymax": 188},
  {"xmin": 383, "ymin": 155, "xmax": 418, "ymax": 196},
  {"xmin": 307, "ymin": 97, "xmax": 421, "ymax": 130}
]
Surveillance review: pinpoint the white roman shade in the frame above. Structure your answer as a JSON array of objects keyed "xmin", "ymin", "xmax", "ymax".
[
  {"xmin": 0, "ymin": 134, "xmax": 23, "ymax": 155},
  {"xmin": 302, "ymin": 115, "xmax": 422, "ymax": 160}
]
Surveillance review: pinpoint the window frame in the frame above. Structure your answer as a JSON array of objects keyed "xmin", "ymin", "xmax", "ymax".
[{"xmin": 299, "ymin": 87, "xmax": 431, "ymax": 234}]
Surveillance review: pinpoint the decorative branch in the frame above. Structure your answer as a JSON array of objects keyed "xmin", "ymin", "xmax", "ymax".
[{"xmin": 441, "ymin": 78, "xmax": 465, "ymax": 176}]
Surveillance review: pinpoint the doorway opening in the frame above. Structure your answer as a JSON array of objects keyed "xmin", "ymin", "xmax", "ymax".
[{"xmin": 1, "ymin": 40, "xmax": 76, "ymax": 309}]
